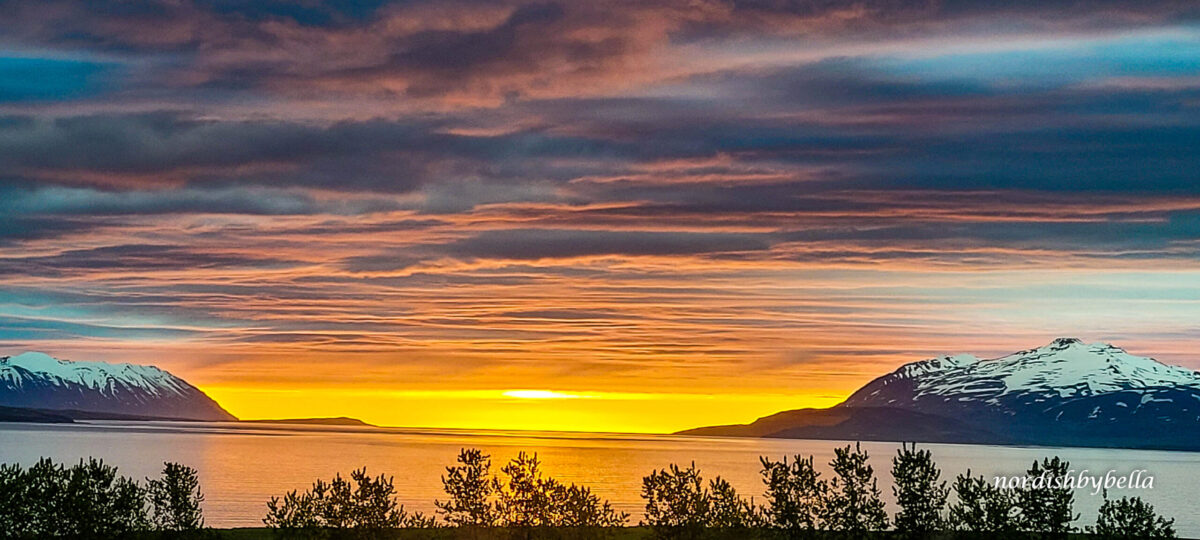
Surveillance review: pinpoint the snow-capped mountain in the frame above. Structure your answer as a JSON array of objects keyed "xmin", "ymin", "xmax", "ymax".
[
  {"xmin": 840, "ymin": 338, "xmax": 1200, "ymax": 448},
  {"xmin": 0, "ymin": 352, "xmax": 236, "ymax": 421},
  {"xmin": 846, "ymin": 338, "xmax": 1200, "ymax": 406},
  {"xmin": 684, "ymin": 339, "xmax": 1200, "ymax": 450}
]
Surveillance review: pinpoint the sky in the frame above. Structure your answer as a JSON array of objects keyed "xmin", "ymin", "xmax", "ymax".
[{"xmin": 2, "ymin": 0, "xmax": 1199, "ymax": 432}]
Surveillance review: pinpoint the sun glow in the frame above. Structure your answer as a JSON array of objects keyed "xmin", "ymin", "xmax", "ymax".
[
  {"xmin": 200, "ymin": 385, "xmax": 846, "ymax": 433},
  {"xmin": 503, "ymin": 390, "xmax": 584, "ymax": 399}
]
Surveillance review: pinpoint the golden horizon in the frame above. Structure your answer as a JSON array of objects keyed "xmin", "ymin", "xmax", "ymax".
[{"xmin": 201, "ymin": 384, "xmax": 846, "ymax": 433}]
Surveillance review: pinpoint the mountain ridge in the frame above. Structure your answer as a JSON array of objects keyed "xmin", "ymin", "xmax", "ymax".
[
  {"xmin": 682, "ymin": 338, "xmax": 1200, "ymax": 451},
  {"xmin": 0, "ymin": 352, "xmax": 236, "ymax": 421}
]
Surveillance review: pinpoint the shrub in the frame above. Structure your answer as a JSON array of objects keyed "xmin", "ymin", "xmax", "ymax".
[
  {"xmin": 948, "ymin": 470, "xmax": 1018, "ymax": 533},
  {"xmin": 818, "ymin": 443, "xmax": 888, "ymax": 534},
  {"xmin": 0, "ymin": 463, "xmax": 31, "ymax": 537},
  {"xmin": 548, "ymin": 481, "xmax": 628, "ymax": 528},
  {"xmin": 1087, "ymin": 493, "xmax": 1176, "ymax": 539},
  {"xmin": 0, "ymin": 458, "xmax": 150, "ymax": 538},
  {"xmin": 758, "ymin": 454, "xmax": 826, "ymax": 530},
  {"xmin": 640, "ymin": 463, "xmax": 759, "ymax": 537},
  {"xmin": 438, "ymin": 448, "xmax": 499, "ymax": 527},
  {"xmin": 1016, "ymin": 457, "xmax": 1078, "ymax": 535},
  {"xmin": 642, "ymin": 462, "xmax": 710, "ymax": 538},
  {"xmin": 705, "ymin": 477, "xmax": 759, "ymax": 528},
  {"xmin": 146, "ymin": 461, "xmax": 206, "ymax": 531},
  {"xmin": 264, "ymin": 468, "xmax": 432, "ymax": 537},
  {"xmin": 496, "ymin": 452, "xmax": 555, "ymax": 527},
  {"xmin": 436, "ymin": 448, "xmax": 626, "ymax": 530},
  {"xmin": 891, "ymin": 443, "xmax": 948, "ymax": 536},
  {"xmin": 494, "ymin": 451, "xmax": 627, "ymax": 528}
]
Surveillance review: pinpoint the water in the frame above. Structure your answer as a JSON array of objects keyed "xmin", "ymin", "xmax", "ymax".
[{"xmin": 2, "ymin": 421, "xmax": 1199, "ymax": 536}]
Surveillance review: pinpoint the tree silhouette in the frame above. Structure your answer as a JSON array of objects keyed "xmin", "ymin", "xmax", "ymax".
[
  {"xmin": 3, "ymin": 445, "xmax": 1184, "ymax": 538},
  {"xmin": 548, "ymin": 481, "xmax": 628, "ymax": 528},
  {"xmin": 263, "ymin": 468, "xmax": 433, "ymax": 537},
  {"xmin": 495, "ymin": 452, "xmax": 557, "ymax": 527},
  {"xmin": 1087, "ymin": 492, "xmax": 1176, "ymax": 539},
  {"xmin": 818, "ymin": 443, "xmax": 888, "ymax": 535},
  {"xmin": 891, "ymin": 442, "xmax": 947, "ymax": 536},
  {"xmin": 146, "ymin": 461, "xmax": 206, "ymax": 531},
  {"xmin": 492, "ymin": 451, "xmax": 628, "ymax": 528},
  {"xmin": 0, "ymin": 458, "xmax": 151, "ymax": 538},
  {"xmin": 948, "ymin": 469, "xmax": 1018, "ymax": 533},
  {"xmin": 1016, "ymin": 457, "xmax": 1078, "ymax": 536},
  {"xmin": 641, "ymin": 462, "xmax": 709, "ymax": 537},
  {"xmin": 0, "ymin": 464, "xmax": 27, "ymax": 536},
  {"xmin": 436, "ymin": 448, "xmax": 626, "ymax": 531},
  {"xmin": 705, "ymin": 477, "xmax": 759, "ymax": 529},
  {"xmin": 758, "ymin": 454, "xmax": 826, "ymax": 531},
  {"xmin": 438, "ymin": 448, "xmax": 500, "ymax": 527}
]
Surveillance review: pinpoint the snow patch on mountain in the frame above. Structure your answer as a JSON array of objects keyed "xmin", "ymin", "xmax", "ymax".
[
  {"xmin": 1, "ymin": 352, "xmax": 191, "ymax": 397},
  {"xmin": 0, "ymin": 351, "xmax": 235, "ymax": 421},
  {"xmin": 853, "ymin": 338, "xmax": 1200, "ymax": 407}
]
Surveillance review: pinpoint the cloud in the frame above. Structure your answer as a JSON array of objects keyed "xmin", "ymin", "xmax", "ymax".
[
  {"xmin": 4, "ymin": 0, "xmax": 1189, "ymax": 108},
  {"xmin": 446, "ymin": 228, "xmax": 772, "ymax": 259},
  {"xmin": 0, "ymin": 244, "xmax": 301, "ymax": 278},
  {"xmin": 339, "ymin": 229, "xmax": 775, "ymax": 272},
  {"xmin": 2, "ymin": 0, "xmax": 1200, "ymax": 401},
  {"xmin": 0, "ymin": 185, "xmax": 404, "ymax": 216}
]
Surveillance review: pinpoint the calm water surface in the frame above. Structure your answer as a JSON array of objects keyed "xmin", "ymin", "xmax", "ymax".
[{"xmin": 2, "ymin": 421, "xmax": 1199, "ymax": 536}]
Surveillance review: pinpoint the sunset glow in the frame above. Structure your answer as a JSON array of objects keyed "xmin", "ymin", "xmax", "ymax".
[
  {"xmin": 503, "ymin": 390, "xmax": 584, "ymax": 400},
  {"xmin": 2, "ymin": 1, "xmax": 1199, "ymax": 432}
]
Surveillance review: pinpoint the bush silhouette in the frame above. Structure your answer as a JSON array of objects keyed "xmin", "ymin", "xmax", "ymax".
[
  {"xmin": 947, "ymin": 469, "xmax": 1018, "ymax": 533},
  {"xmin": 1016, "ymin": 457, "xmax": 1078, "ymax": 535},
  {"xmin": 546, "ymin": 480, "xmax": 628, "ymax": 528},
  {"xmin": 1087, "ymin": 493, "xmax": 1176, "ymax": 539},
  {"xmin": 891, "ymin": 442, "xmax": 947, "ymax": 536},
  {"xmin": 438, "ymin": 448, "xmax": 500, "ymax": 527},
  {"xmin": 5, "ymin": 446, "xmax": 1181, "ymax": 538},
  {"xmin": 146, "ymin": 461, "xmax": 206, "ymax": 531},
  {"xmin": 436, "ymin": 448, "xmax": 626, "ymax": 530},
  {"xmin": 641, "ymin": 462, "xmax": 711, "ymax": 539},
  {"xmin": 758, "ymin": 454, "xmax": 826, "ymax": 531},
  {"xmin": 263, "ymin": 467, "xmax": 433, "ymax": 537},
  {"xmin": 494, "ymin": 451, "xmax": 627, "ymax": 528},
  {"xmin": 496, "ymin": 452, "xmax": 556, "ymax": 527},
  {"xmin": 0, "ymin": 457, "xmax": 204, "ymax": 538},
  {"xmin": 818, "ymin": 443, "xmax": 888, "ymax": 535},
  {"xmin": 641, "ymin": 462, "xmax": 758, "ymax": 538},
  {"xmin": 705, "ymin": 477, "xmax": 759, "ymax": 529}
]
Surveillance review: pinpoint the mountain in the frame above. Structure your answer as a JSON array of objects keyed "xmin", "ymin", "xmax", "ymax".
[
  {"xmin": 678, "ymin": 407, "xmax": 1003, "ymax": 443},
  {"xmin": 0, "ymin": 405, "xmax": 74, "ymax": 423},
  {"xmin": 242, "ymin": 417, "xmax": 375, "ymax": 427},
  {"xmin": 0, "ymin": 352, "xmax": 236, "ymax": 422},
  {"xmin": 682, "ymin": 338, "xmax": 1200, "ymax": 451}
]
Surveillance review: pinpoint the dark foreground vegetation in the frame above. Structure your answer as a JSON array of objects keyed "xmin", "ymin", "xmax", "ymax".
[{"xmin": 0, "ymin": 443, "xmax": 1180, "ymax": 539}]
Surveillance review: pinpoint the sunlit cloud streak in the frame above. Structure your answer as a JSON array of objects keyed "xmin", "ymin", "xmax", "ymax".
[{"xmin": 0, "ymin": 0, "xmax": 1198, "ymax": 430}]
